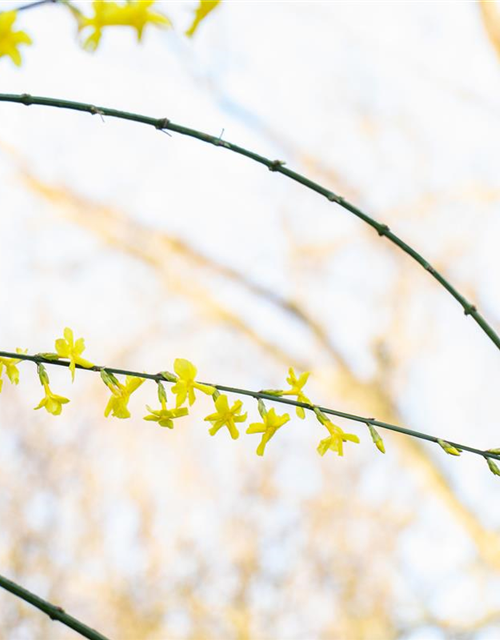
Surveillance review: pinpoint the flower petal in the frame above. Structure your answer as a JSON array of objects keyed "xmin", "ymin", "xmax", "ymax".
[{"xmin": 174, "ymin": 358, "xmax": 197, "ymax": 381}]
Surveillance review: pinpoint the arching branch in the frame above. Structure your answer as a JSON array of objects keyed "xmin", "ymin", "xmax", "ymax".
[{"xmin": 0, "ymin": 93, "xmax": 497, "ymax": 353}]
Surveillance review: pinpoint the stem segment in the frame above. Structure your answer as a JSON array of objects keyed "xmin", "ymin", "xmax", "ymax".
[
  {"xmin": 11, "ymin": 0, "xmax": 58, "ymax": 12},
  {"xmin": 0, "ymin": 573, "xmax": 110, "ymax": 640},
  {"xmin": 0, "ymin": 93, "xmax": 497, "ymax": 351}
]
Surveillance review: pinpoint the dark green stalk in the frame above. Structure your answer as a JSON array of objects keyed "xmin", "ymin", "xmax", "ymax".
[
  {"xmin": 0, "ymin": 573, "xmax": 109, "ymax": 640},
  {"xmin": 1, "ymin": 349, "xmax": 498, "ymax": 463},
  {"xmin": 0, "ymin": 93, "xmax": 497, "ymax": 351},
  {"xmin": 11, "ymin": 0, "xmax": 58, "ymax": 12}
]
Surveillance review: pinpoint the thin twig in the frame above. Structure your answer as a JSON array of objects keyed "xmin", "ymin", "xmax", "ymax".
[
  {"xmin": 0, "ymin": 93, "xmax": 497, "ymax": 353},
  {"xmin": 1, "ymin": 349, "xmax": 498, "ymax": 462},
  {"xmin": 10, "ymin": 0, "xmax": 57, "ymax": 12},
  {"xmin": 0, "ymin": 573, "xmax": 110, "ymax": 640}
]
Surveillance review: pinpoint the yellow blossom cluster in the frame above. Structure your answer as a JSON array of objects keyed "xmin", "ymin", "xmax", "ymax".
[
  {"xmin": 76, "ymin": 0, "xmax": 172, "ymax": 52},
  {"xmin": 6, "ymin": 327, "xmax": 500, "ymax": 476},
  {"xmin": 0, "ymin": 327, "xmax": 391, "ymax": 461},
  {"xmin": 0, "ymin": 1, "xmax": 220, "ymax": 67}
]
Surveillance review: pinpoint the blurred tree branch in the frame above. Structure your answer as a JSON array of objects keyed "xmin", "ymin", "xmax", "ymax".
[
  {"xmin": 10, "ymin": 160, "xmax": 500, "ymax": 575},
  {"xmin": 479, "ymin": 0, "xmax": 500, "ymax": 60}
]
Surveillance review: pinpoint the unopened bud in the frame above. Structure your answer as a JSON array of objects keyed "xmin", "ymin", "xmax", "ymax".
[
  {"xmin": 437, "ymin": 439, "xmax": 461, "ymax": 457},
  {"xmin": 368, "ymin": 424, "xmax": 385, "ymax": 454},
  {"xmin": 161, "ymin": 371, "xmax": 178, "ymax": 383},
  {"xmin": 487, "ymin": 458, "xmax": 500, "ymax": 476}
]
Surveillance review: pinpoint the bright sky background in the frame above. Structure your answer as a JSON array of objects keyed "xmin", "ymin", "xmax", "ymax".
[{"xmin": 2, "ymin": 1, "xmax": 500, "ymax": 638}]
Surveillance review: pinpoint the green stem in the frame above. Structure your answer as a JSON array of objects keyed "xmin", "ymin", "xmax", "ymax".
[
  {"xmin": 11, "ymin": 0, "xmax": 58, "ymax": 12},
  {"xmin": 0, "ymin": 573, "xmax": 110, "ymax": 640},
  {"xmin": 1, "ymin": 349, "xmax": 498, "ymax": 463},
  {"xmin": 0, "ymin": 93, "xmax": 497, "ymax": 350}
]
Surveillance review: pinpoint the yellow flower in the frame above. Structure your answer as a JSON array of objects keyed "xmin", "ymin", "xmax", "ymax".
[
  {"xmin": 170, "ymin": 358, "xmax": 215, "ymax": 408},
  {"xmin": 144, "ymin": 380, "xmax": 188, "ymax": 428},
  {"xmin": 78, "ymin": 0, "xmax": 171, "ymax": 51},
  {"xmin": 204, "ymin": 394, "xmax": 247, "ymax": 440},
  {"xmin": 55, "ymin": 327, "xmax": 94, "ymax": 382},
  {"xmin": 144, "ymin": 403, "xmax": 188, "ymax": 429},
  {"xmin": 0, "ymin": 348, "xmax": 26, "ymax": 392},
  {"xmin": 185, "ymin": 0, "xmax": 220, "ymax": 38},
  {"xmin": 102, "ymin": 372, "xmax": 144, "ymax": 419},
  {"xmin": 281, "ymin": 367, "xmax": 311, "ymax": 419},
  {"xmin": 34, "ymin": 383, "xmax": 70, "ymax": 416},
  {"xmin": 315, "ymin": 410, "xmax": 359, "ymax": 457},
  {"xmin": 246, "ymin": 404, "xmax": 290, "ymax": 456},
  {"xmin": 34, "ymin": 363, "xmax": 69, "ymax": 416},
  {"xmin": 0, "ymin": 11, "xmax": 32, "ymax": 66}
]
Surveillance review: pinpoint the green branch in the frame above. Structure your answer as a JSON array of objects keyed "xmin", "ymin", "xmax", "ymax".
[
  {"xmin": 0, "ymin": 572, "xmax": 109, "ymax": 640},
  {"xmin": 0, "ymin": 93, "xmax": 497, "ymax": 352},
  {"xmin": 1, "ymin": 349, "xmax": 498, "ymax": 464},
  {"xmin": 13, "ymin": 0, "xmax": 58, "ymax": 12}
]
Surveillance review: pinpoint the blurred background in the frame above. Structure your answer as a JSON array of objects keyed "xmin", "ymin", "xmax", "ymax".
[{"xmin": 1, "ymin": 1, "xmax": 500, "ymax": 638}]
